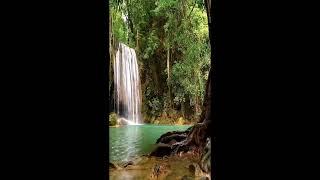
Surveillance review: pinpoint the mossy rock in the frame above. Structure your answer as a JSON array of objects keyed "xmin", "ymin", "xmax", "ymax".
[{"xmin": 109, "ymin": 113, "xmax": 118, "ymax": 126}]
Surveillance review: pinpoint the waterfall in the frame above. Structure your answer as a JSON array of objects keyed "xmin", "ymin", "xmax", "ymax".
[{"xmin": 113, "ymin": 43, "xmax": 142, "ymax": 125}]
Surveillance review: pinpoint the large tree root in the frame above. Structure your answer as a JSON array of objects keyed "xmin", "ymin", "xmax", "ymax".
[
  {"xmin": 150, "ymin": 121, "xmax": 210, "ymax": 157},
  {"xmin": 150, "ymin": 121, "xmax": 212, "ymax": 178}
]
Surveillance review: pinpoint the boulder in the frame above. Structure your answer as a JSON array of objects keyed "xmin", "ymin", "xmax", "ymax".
[{"xmin": 117, "ymin": 118, "xmax": 129, "ymax": 125}]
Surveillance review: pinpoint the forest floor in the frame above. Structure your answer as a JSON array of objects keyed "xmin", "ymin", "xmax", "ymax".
[{"xmin": 109, "ymin": 153, "xmax": 210, "ymax": 180}]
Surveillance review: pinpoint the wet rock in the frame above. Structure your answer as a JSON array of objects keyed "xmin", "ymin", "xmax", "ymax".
[
  {"xmin": 121, "ymin": 160, "xmax": 134, "ymax": 168},
  {"xmin": 109, "ymin": 162, "xmax": 120, "ymax": 170},
  {"xmin": 189, "ymin": 163, "xmax": 203, "ymax": 177},
  {"xmin": 117, "ymin": 118, "xmax": 129, "ymax": 125}
]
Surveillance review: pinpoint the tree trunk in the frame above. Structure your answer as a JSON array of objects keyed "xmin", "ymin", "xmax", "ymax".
[
  {"xmin": 167, "ymin": 46, "xmax": 171, "ymax": 108},
  {"xmin": 150, "ymin": 0, "xmax": 213, "ymax": 159},
  {"xmin": 125, "ymin": 0, "xmax": 134, "ymax": 43},
  {"xmin": 136, "ymin": 29, "xmax": 139, "ymax": 51}
]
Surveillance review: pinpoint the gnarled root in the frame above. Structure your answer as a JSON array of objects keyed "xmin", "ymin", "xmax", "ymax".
[{"xmin": 150, "ymin": 121, "xmax": 210, "ymax": 157}]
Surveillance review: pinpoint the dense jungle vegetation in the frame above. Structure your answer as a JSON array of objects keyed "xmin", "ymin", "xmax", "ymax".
[{"xmin": 109, "ymin": 0, "xmax": 211, "ymax": 124}]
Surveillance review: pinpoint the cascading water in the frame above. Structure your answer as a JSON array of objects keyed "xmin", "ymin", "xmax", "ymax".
[{"xmin": 113, "ymin": 43, "xmax": 142, "ymax": 125}]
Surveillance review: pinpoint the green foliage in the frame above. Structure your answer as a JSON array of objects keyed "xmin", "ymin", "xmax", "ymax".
[
  {"xmin": 109, "ymin": 113, "xmax": 118, "ymax": 126},
  {"xmin": 147, "ymin": 97, "xmax": 163, "ymax": 117},
  {"xmin": 111, "ymin": 9, "xmax": 128, "ymax": 43},
  {"xmin": 110, "ymin": 0, "xmax": 211, "ymax": 123},
  {"xmin": 143, "ymin": 30, "xmax": 159, "ymax": 59}
]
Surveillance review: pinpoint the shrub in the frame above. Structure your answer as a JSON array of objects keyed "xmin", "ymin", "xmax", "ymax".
[{"xmin": 109, "ymin": 113, "xmax": 118, "ymax": 126}]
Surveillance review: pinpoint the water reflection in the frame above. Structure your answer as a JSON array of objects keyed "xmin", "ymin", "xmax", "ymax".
[
  {"xmin": 109, "ymin": 125, "xmax": 191, "ymax": 162},
  {"xmin": 123, "ymin": 125, "xmax": 142, "ymax": 161}
]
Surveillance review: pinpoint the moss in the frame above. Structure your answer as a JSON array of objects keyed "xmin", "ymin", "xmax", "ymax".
[{"xmin": 109, "ymin": 112, "xmax": 118, "ymax": 126}]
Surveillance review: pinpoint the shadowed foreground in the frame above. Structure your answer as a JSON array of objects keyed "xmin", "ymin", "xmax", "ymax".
[{"xmin": 109, "ymin": 154, "xmax": 210, "ymax": 180}]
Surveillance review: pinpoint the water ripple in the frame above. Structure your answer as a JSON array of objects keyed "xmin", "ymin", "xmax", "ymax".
[{"xmin": 109, "ymin": 125, "xmax": 191, "ymax": 162}]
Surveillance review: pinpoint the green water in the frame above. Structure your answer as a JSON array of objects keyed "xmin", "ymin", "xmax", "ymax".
[{"xmin": 109, "ymin": 124, "xmax": 191, "ymax": 162}]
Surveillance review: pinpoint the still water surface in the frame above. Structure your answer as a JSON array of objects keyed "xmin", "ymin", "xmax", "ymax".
[{"xmin": 109, "ymin": 124, "xmax": 191, "ymax": 162}]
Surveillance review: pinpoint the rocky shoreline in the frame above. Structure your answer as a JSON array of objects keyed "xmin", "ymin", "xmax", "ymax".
[{"xmin": 109, "ymin": 153, "xmax": 210, "ymax": 180}]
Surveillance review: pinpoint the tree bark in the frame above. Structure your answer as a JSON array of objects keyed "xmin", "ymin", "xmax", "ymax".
[{"xmin": 150, "ymin": 0, "xmax": 213, "ymax": 157}]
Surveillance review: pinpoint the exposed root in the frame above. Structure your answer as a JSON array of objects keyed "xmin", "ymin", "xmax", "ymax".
[{"xmin": 150, "ymin": 121, "xmax": 210, "ymax": 157}]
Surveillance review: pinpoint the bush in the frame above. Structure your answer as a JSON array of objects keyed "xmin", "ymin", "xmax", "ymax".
[
  {"xmin": 109, "ymin": 113, "xmax": 118, "ymax": 126},
  {"xmin": 147, "ymin": 97, "xmax": 162, "ymax": 117}
]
